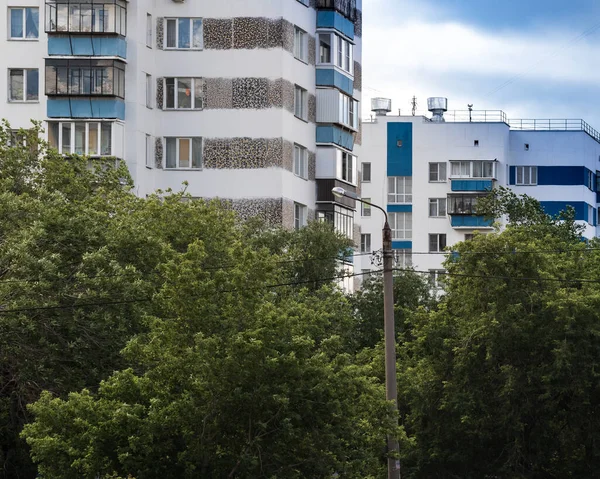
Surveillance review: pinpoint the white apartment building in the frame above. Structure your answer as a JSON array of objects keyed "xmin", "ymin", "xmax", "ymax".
[
  {"xmin": 1, "ymin": 0, "xmax": 363, "ymax": 286},
  {"xmin": 358, "ymin": 98, "xmax": 600, "ymax": 282}
]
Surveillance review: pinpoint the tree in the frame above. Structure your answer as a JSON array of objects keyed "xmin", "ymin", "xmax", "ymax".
[{"xmin": 396, "ymin": 192, "xmax": 600, "ymax": 478}]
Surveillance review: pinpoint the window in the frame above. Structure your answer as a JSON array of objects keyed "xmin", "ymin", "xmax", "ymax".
[
  {"xmin": 362, "ymin": 162, "xmax": 371, "ymax": 182},
  {"xmin": 388, "ymin": 177, "xmax": 412, "ymax": 204},
  {"xmin": 360, "ymin": 233, "xmax": 371, "ymax": 253},
  {"xmin": 48, "ymin": 121, "xmax": 112, "ymax": 156},
  {"xmin": 450, "ymin": 160, "xmax": 495, "ymax": 178},
  {"xmin": 515, "ymin": 166, "xmax": 537, "ymax": 186},
  {"xmin": 146, "ymin": 13, "xmax": 152, "ymax": 47},
  {"xmin": 294, "ymin": 202, "xmax": 307, "ymax": 230},
  {"xmin": 164, "ymin": 78, "xmax": 203, "ymax": 109},
  {"xmin": 362, "ymin": 198, "xmax": 371, "ymax": 217},
  {"xmin": 316, "ymin": 31, "xmax": 354, "ymax": 75},
  {"xmin": 587, "ymin": 170, "xmax": 594, "ymax": 190},
  {"xmin": 429, "ymin": 162, "xmax": 447, "ymax": 182},
  {"xmin": 294, "ymin": 26, "xmax": 308, "ymax": 62},
  {"xmin": 45, "ymin": 59, "xmax": 125, "ymax": 98},
  {"xmin": 429, "ymin": 198, "xmax": 447, "ymax": 217},
  {"xmin": 464, "ymin": 233, "xmax": 475, "ymax": 241},
  {"xmin": 8, "ymin": 69, "xmax": 38, "ymax": 101},
  {"xmin": 165, "ymin": 137, "xmax": 202, "ymax": 169},
  {"xmin": 429, "ymin": 234, "xmax": 447, "ymax": 253},
  {"xmin": 145, "ymin": 134, "xmax": 152, "ymax": 168},
  {"xmin": 317, "ymin": 205, "xmax": 354, "ymax": 239},
  {"xmin": 294, "ymin": 85, "xmax": 307, "ymax": 120},
  {"xmin": 339, "ymin": 93, "xmax": 359, "ymax": 129},
  {"xmin": 294, "ymin": 144, "xmax": 308, "ymax": 179},
  {"xmin": 588, "ymin": 204, "xmax": 594, "ymax": 225},
  {"xmin": 165, "ymin": 17, "xmax": 203, "ymax": 49},
  {"xmin": 596, "ymin": 172, "xmax": 600, "ymax": 192},
  {"xmin": 340, "ymin": 151, "xmax": 355, "ymax": 184},
  {"xmin": 145, "ymin": 73, "xmax": 152, "ymax": 108},
  {"xmin": 9, "ymin": 7, "xmax": 39, "ymax": 39},
  {"xmin": 524, "ymin": 143, "xmax": 530, "ymax": 151},
  {"xmin": 429, "ymin": 269, "xmax": 446, "ymax": 289},
  {"xmin": 473, "ymin": 140, "xmax": 479, "ymax": 147},
  {"xmin": 389, "ymin": 212, "xmax": 412, "ymax": 240},
  {"xmin": 394, "ymin": 249, "xmax": 412, "ymax": 268},
  {"xmin": 46, "ymin": 0, "xmax": 127, "ymax": 35},
  {"xmin": 448, "ymin": 195, "xmax": 482, "ymax": 215}
]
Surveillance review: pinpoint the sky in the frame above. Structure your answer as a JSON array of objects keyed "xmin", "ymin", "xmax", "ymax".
[{"xmin": 361, "ymin": 0, "xmax": 600, "ymax": 127}]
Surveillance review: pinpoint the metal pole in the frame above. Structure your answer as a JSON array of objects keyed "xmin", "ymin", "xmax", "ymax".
[{"xmin": 383, "ymin": 221, "xmax": 400, "ymax": 479}]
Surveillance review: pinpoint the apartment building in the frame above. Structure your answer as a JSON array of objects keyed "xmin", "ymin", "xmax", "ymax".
[
  {"xmin": 1, "ymin": 0, "xmax": 362, "ymax": 270},
  {"xmin": 358, "ymin": 98, "xmax": 600, "ymax": 282}
]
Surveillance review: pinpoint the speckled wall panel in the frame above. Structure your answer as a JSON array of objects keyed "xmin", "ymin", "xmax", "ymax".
[
  {"xmin": 205, "ymin": 78, "xmax": 233, "ymax": 109},
  {"xmin": 233, "ymin": 17, "xmax": 269, "ymax": 49},
  {"xmin": 282, "ymin": 19, "xmax": 295, "ymax": 54},
  {"xmin": 267, "ymin": 78, "xmax": 283, "ymax": 108},
  {"xmin": 282, "ymin": 140, "xmax": 294, "ymax": 172},
  {"xmin": 308, "ymin": 151, "xmax": 316, "ymax": 181},
  {"xmin": 282, "ymin": 198, "xmax": 295, "ymax": 229},
  {"xmin": 266, "ymin": 138, "xmax": 284, "ymax": 168},
  {"xmin": 308, "ymin": 36, "xmax": 316, "ymax": 65},
  {"xmin": 156, "ymin": 78, "xmax": 163, "ymax": 109},
  {"xmin": 232, "ymin": 78, "xmax": 269, "ymax": 109},
  {"xmin": 353, "ymin": 61, "xmax": 362, "ymax": 91},
  {"xmin": 155, "ymin": 137, "xmax": 163, "ymax": 169},
  {"xmin": 156, "ymin": 18, "xmax": 164, "ymax": 49},
  {"xmin": 203, "ymin": 138, "xmax": 231, "ymax": 168},
  {"xmin": 308, "ymin": 94, "xmax": 316, "ymax": 123},
  {"xmin": 231, "ymin": 137, "xmax": 268, "ymax": 168},
  {"xmin": 308, "ymin": 208, "xmax": 315, "ymax": 222},
  {"xmin": 282, "ymin": 80, "xmax": 295, "ymax": 113},
  {"xmin": 355, "ymin": 10, "xmax": 362, "ymax": 37},
  {"xmin": 204, "ymin": 18, "xmax": 233, "ymax": 50},
  {"xmin": 355, "ymin": 121, "xmax": 362, "ymax": 145},
  {"xmin": 230, "ymin": 198, "xmax": 284, "ymax": 226},
  {"xmin": 353, "ymin": 223, "xmax": 361, "ymax": 248},
  {"xmin": 266, "ymin": 18, "xmax": 284, "ymax": 49}
]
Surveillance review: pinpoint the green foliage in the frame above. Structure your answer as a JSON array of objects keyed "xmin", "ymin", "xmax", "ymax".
[{"xmin": 398, "ymin": 193, "xmax": 600, "ymax": 478}]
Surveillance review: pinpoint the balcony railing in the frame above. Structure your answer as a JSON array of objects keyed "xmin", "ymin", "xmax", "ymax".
[
  {"xmin": 508, "ymin": 119, "xmax": 600, "ymax": 144},
  {"xmin": 45, "ymin": 0, "xmax": 127, "ymax": 36},
  {"xmin": 315, "ymin": 0, "xmax": 357, "ymax": 21}
]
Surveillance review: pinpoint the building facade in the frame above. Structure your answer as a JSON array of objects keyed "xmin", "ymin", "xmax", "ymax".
[
  {"xmin": 1, "ymin": 0, "xmax": 363, "ymax": 277},
  {"xmin": 358, "ymin": 99, "xmax": 600, "ymax": 282}
]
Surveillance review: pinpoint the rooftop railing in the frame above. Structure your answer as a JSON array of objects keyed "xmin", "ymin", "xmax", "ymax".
[{"xmin": 508, "ymin": 119, "xmax": 600, "ymax": 144}]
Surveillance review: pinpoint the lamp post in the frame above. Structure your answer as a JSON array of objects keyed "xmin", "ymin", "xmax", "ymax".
[{"xmin": 331, "ymin": 187, "xmax": 400, "ymax": 479}]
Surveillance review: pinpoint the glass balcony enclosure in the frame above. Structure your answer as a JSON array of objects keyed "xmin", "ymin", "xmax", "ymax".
[
  {"xmin": 447, "ymin": 194, "xmax": 486, "ymax": 215},
  {"xmin": 46, "ymin": 0, "xmax": 127, "ymax": 35},
  {"xmin": 46, "ymin": 59, "xmax": 125, "ymax": 98},
  {"xmin": 48, "ymin": 121, "xmax": 113, "ymax": 156},
  {"xmin": 316, "ymin": 0, "xmax": 357, "ymax": 21}
]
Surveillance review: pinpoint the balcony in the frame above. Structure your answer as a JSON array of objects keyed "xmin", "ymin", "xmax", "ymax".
[
  {"xmin": 451, "ymin": 179, "xmax": 494, "ymax": 191},
  {"xmin": 449, "ymin": 160, "xmax": 496, "ymax": 191},
  {"xmin": 45, "ymin": 59, "xmax": 125, "ymax": 98},
  {"xmin": 47, "ymin": 120, "xmax": 123, "ymax": 158},
  {"xmin": 45, "ymin": 0, "xmax": 127, "ymax": 36},
  {"xmin": 447, "ymin": 193, "xmax": 493, "ymax": 228},
  {"xmin": 315, "ymin": 0, "xmax": 357, "ymax": 21}
]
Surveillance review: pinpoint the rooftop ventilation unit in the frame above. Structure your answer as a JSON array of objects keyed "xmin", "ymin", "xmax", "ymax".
[
  {"xmin": 427, "ymin": 97, "xmax": 447, "ymax": 122},
  {"xmin": 371, "ymin": 97, "xmax": 391, "ymax": 116}
]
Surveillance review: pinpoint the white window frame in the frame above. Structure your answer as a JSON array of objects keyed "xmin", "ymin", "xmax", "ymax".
[
  {"xmin": 389, "ymin": 212, "xmax": 412, "ymax": 240},
  {"xmin": 145, "ymin": 73, "xmax": 152, "ymax": 109},
  {"xmin": 164, "ymin": 77, "xmax": 203, "ymax": 110},
  {"xmin": 587, "ymin": 170, "xmax": 593, "ymax": 190},
  {"xmin": 165, "ymin": 17, "xmax": 203, "ymax": 50},
  {"xmin": 317, "ymin": 31, "xmax": 353, "ymax": 75},
  {"xmin": 340, "ymin": 150, "xmax": 356, "ymax": 184},
  {"xmin": 294, "ymin": 144, "xmax": 308, "ymax": 179},
  {"xmin": 338, "ymin": 92, "xmax": 358, "ymax": 130},
  {"xmin": 294, "ymin": 26, "xmax": 308, "ymax": 63},
  {"xmin": 146, "ymin": 13, "xmax": 152, "ymax": 48},
  {"xmin": 165, "ymin": 137, "xmax": 203, "ymax": 169},
  {"xmin": 429, "ymin": 162, "xmax": 447, "ymax": 182},
  {"xmin": 8, "ymin": 68, "xmax": 38, "ymax": 102},
  {"xmin": 294, "ymin": 84, "xmax": 308, "ymax": 121},
  {"xmin": 588, "ymin": 204, "xmax": 594, "ymax": 225},
  {"xmin": 8, "ymin": 7, "xmax": 39, "ymax": 40},
  {"xmin": 515, "ymin": 166, "xmax": 538, "ymax": 186},
  {"xmin": 429, "ymin": 198, "xmax": 447, "ymax": 217},
  {"xmin": 450, "ymin": 160, "xmax": 496, "ymax": 179},
  {"xmin": 294, "ymin": 202, "xmax": 307, "ymax": 230},
  {"xmin": 362, "ymin": 162, "xmax": 371, "ymax": 182},
  {"xmin": 47, "ymin": 121, "xmax": 112, "ymax": 156},
  {"xmin": 429, "ymin": 269, "xmax": 446, "ymax": 289},
  {"xmin": 429, "ymin": 234, "xmax": 447, "ymax": 253},
  {"xmin": 361, "ymin": 198, "xmax": 371, "ymax": 217},
  {"xmin": 145, "ymin": 134, "xmax": 153, "ymax": 168},
  {"xmin": 360, "ymin": 233, "xmax": 371, "ymax": 253},
  {"xmin": 394, "ymin": 249, "xmax": 412, "ymax": 268},
  {"xmin": 388, "ymin": 177, "xmax": 412, "ymax": 204}
]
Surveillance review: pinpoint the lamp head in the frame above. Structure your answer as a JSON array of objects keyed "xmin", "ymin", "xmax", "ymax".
[{"xmin": 331, "ymin": 186, "xmax": 346, "ymax": 198}]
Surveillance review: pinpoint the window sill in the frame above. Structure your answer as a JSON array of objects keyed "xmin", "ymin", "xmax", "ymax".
[
  {"xmin": 8, "ymin": 38, "xmax": 39, "ymax": 41},
  {"xmin": 294, "ymin": 173, "xmax": 309, "ymax": 181},
  {"xmin": 164, "ymin": 48, "xmax": 204, "ymax": 51},
  {"xmin": 163, "ymin": 108, "xmax": 204, "ymax": 112},
  {"xmin": 429, "ymin": 215, "xmax": 447, "ymax": 218},
  {"xmin": 515, "ymin": 184, "xmax": 537, "ymax": 186},
  {"xmin": 428, "ymin": 180, "xmax": 447, "ymax": 183},
  {"xmin": 146, "ymin": 165, "xmax": 153, "ymax": 169},
  {"xmin": 164, "ymin": 168, "xmax": 203, "ymax": 171},
  {"xmin": 8, "ymin": 100, "xmax": 40, "ymax": 104},
  {"xmin": 294, "ymin": 115, "xmax": 308, "ymax": 123},
  {"xmin": 294, "ymin": 56, "xmax": 309, "ymax": 65}
]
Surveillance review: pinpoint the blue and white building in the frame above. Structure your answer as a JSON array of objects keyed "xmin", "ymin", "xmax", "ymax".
[{"xmin": 358, "ymin": 98, "xmax": 600, "ymax": 279}]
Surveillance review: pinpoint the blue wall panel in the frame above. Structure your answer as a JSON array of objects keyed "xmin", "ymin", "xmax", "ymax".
[
  {"xmin": 48, "ymin": 35, "xmax": 127, "ymax": 58},
  {"xmin": 451, "ymin": 179, "xmax": 493, "ymax": 191},
  {"xmin": 387, "ymin": 122, "xmax": 412, "ymax": 176},
  {"xmin": 387, "ymin": 204, "xmax": 412, "ymax": 213},
  {"xmin": 316, "ymin": 125, "xmax": 354, "ymax": 151},
  {"xmin": 47, "ymin": 98, "xmax": 125, "ymax": 120},
  {"xmin": 450, "ymin": 216, "xmax": 493, "ymax": 227},
  {"xmin": 539, "ymin": 201, "xmax": 587, "ymax": 220},
  {"xmin": 392, "ymin": 241, "xmax": 412, "ymax": 249},
  {"xmin": 315, "ymin": 68, "xmax": 353, "ymax": 96},
  {"xmin": 316, "ymin": 11, "xmax": 355, "ymax": 39},
  {"xmin": 509, "ymin": 166, "xmax": 593, "ymax": 189}
]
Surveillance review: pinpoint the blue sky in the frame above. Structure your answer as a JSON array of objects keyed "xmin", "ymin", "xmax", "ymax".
[{"xmin": 362, "ymin": 0, "xmax": 600, "ymax": 128}]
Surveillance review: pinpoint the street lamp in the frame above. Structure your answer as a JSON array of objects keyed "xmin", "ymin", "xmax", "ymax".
[{"xmin": 331, "ymin": 187, "xmax": 400, "ymax": 479}]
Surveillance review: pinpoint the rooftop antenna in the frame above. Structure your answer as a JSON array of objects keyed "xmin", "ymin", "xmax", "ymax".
[
  {"xmin": 411, "ymin": 96, "xmax": 417, "ymax": 116},
  {"xmin": 468, "ymin": 104, "xmax": 473, "ymax": 122}
]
